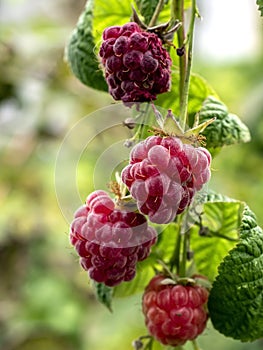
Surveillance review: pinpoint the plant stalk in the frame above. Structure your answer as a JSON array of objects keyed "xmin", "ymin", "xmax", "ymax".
[
  {"xmin": 169, "ymin": 216, "xmax": 183, "ymax": 274},
  {"xmin": 180, "ymin": 0, "xmax": 197, "ymax": 130},
  {"xmin": 192, "ymin": 339, "xmax": 202, "ymax": 350},
  {"xmin": 179, "ymin": 227, "xmax": 189, "ymax": 277},
  {"xmin": 171, "ymin": 0, "xmax": 186, "ymax": 117},
  {"xmin": 133, "ymin": 102, "xmax": 151, "ymax": 142},
  {"xmin": 148, "ymin": 0, "xmax": 166, "ymax": 27},
  {"xmin": 145, "ymin": 336, "xmax": 153, "ymax": 350}
]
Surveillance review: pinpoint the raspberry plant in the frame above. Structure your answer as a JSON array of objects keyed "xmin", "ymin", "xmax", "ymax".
[{"xmin": 65, "ymin": 0, "xmax": 263, "ymax": 349}]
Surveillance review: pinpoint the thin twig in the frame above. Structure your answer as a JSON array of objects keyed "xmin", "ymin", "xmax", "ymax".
[
  {"xmin": 148, "ymin": 0, "xmax": 166, "ymax": 27},
  {"xmin": 192, "ymin": 339, "xmax": 202, "ymax": 350},
  {"xmin": 180, "ymin": 0, "xmax": 197, "ymax": 130},
  {"xmin": 171, "ymin": 0, "xmax": 186, "ymax": 116}
]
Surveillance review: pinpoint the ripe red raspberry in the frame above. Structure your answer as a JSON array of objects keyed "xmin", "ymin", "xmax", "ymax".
[
  {"xmin": 99, "ymin": 22, "xmax": 172, "ymax": 103},
  {"xmin": 142, "ymin": 275, "xmax": 209, "ymax": 346},
  {"xmin": 69, "ymin": 190, "xmax": 157, "ymax": 287},
  {"xmin": 121, "ymin": 136, "xmax": 211, "ymax": 224}
]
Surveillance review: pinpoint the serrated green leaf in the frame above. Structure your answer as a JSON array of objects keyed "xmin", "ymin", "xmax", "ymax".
[
  {"xmin": 191, "ymin": 194, "xmax": 243, "ymax": 281},
  {"xmin": 257, "ymin": 0, "xmax": 263, "ymax": 16},
  {"xmin": 65, "ymin": 0, "xmax": 108, "ymax": 91},
  {"xmin": 94, "ymin": 282, "xmax": 113, "ymax": 312},
  {"xmin": 156, "ymin": 71, "xmax": 218, "ymax": 119},
  {"xmin": 200, "ymin": 190, "xmax": 234, "ymax": 204},
  {"xmin": 208, "ymin": 205, "xmax": 263, "ymax": 342},
  {"xmin": 199, "ymin": 96, "xmax": 251, "ymax": 152}
]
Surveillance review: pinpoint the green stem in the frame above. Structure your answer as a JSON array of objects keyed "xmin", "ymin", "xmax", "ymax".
[
  {"xmin": 132, "ymin": 103, "xmax": 150, "ymax": 142},
  {"xmin": 192, "ymin": 339, "xmax": 202, "ymax": 350},
  {"xmin": 171, "ymin": 0, "xmax": 186, "ymax": 117},
  {"xmin": 169, "ymin": 215, "xmax": 183, "ymax": 274},
  {"xmin": 211, "ymin": 231, "xmax": 239, "ymax": 242},
  {"xmin": 145, "ymin": 337, "xmax": 153, "ymax": 350},
  {"xmin": 179, "ymin": 229, "xmax": 188, "ymax": 277},
  {"xmin": 171, "ymin": 228, "xmax": 181, "ymax": 274},
  {"xmin": 180, "ymin": 0, "xmax": 197, "ymax": 130},
  {"xmin": 148, "ymin": 0, "xmax": 166, "ymax": 27}
]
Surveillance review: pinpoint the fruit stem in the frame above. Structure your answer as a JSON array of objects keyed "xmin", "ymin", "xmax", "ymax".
[
  {"xmin": 179, "ymin": 228, "xmax": 188, "ymax": 277},
  {"xmin": 148, "ymin": 0, "xmax": 166, "ymax": 27},
  {"xmin": 169, "ymin": 215, "xmax": 182, "ymax": 274},
  {"xmin": 210, "ymin": 231, "xmax": 239, "ymax": 242},
  {"xmin": 144, "ymin": 336, "xmax": 153, "ymax": 350},
  {"xmin": 130, "ymin": 103, "xmax": 151, "ymax": 143},
  {"xmin": 171, "ymin": 0, "xmax": 186, "ymax": 118},
  {"xmin": 180, "ymin": 0, "xmax": 198, "ymax": 130},
  {"xmin": 192, "ymin": 339, "xmax": 202, "ymax": 350}
]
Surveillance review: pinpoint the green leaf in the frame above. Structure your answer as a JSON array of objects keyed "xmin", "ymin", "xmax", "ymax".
[
  {"xmin": 191, "ymin": 192, "xmax": 243, "ymax": 281},
  {"xmin": 208, "ymin": 205, "xmax": 263, "ymax": 342},
  {"xmin": 257, "ymin": 0, "xmax": 263, "ymax": 16},
  {"xmin": 134, "ymin": 0, "xmax": 191, "ymax": 25},
  {"xmin": 156, "ymin": 71, "xmax": 218, "ymax": 119},
  {"xmin": 153, "ymin": 223, "xmax": 180, "ymax": 263},
  {"xmin": 93, "ymin": 0, "xmax": 132, "ymax": 44},
  {"xmin": 93, "ymin": 282, "xmax": 113, "ymax": 312},
  {"xmin": 199, "ymin": 96, "xmax": 251, "ymax": 152},
  {"xmin": 114, "ymin": 224, "xmax": 180, "ymax": 298},
  {"xmin": 135, "ymin": 0, "xmax": 160, "ymax": 25},
  {"xmin": 65, "ymin": 0, "xmax": 108, "ymax": 91}
]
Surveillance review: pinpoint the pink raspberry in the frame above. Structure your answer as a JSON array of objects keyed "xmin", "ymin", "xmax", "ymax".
[
  {"xmin": 142, "ymin": 275, "xmax": 209, "ymax": 346},
  {"xmin": 99, "ymin": 22, "xmax": 172, "ymax": 103},
  {"xmin": 121, "ymin": 136, "xmax": 211, "ymax": 224},
  {"xmin": 69, "ymin": 190, "xmax": 157, "ymax": 287}
]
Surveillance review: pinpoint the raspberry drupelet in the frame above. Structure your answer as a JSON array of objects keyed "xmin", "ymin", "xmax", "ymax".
[
  {"xmin": 142, "ymin": 275, "xmax": 209, "ymax": 346},
  {"xmin": 70, "ymin": 190, "xmax": 157, "ymax": 287},
  {"xmin": 99, "ymin": 22, "xmax": 172, "ymax": 103},
  {"xmin": 121, "ymin": 135, "xmax": 211, "ymax": 224}
]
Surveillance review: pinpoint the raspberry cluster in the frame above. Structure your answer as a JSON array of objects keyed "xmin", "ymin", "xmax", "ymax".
[
  {"xmin": 121, "ymin": 135, "xmax": 211, "ymax": 224},
  {"xmin": 142, "ymin": 275, "xmax": 209, "ymax": 346},
  {"xmin": 99, "ymin": 22, "xmax": 172, "ymax": 103},
  {"xmin": 69, "ymin": 190, "xmax": 157, "ymax": 287}
]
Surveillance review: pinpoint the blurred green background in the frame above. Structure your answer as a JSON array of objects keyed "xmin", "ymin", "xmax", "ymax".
[{"xmin": 0, "ymin": 0, "xmax": 263, "ymax": 349}]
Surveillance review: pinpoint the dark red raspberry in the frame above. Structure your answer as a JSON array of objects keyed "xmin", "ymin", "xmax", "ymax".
[
  {"xmin": 121, "ymin": 136, "xmax": 211, "ymax": 224},
  {"xmin": 99, "ymin": 22, "xmax": 172, "ymax": 103},
  {"xmin": 69, "ymin": 190, "xmax": 157, "ymax": 287},
  {"xmin": 142, "ymin": 275, "xmax": 209, "ymax": 346}
]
